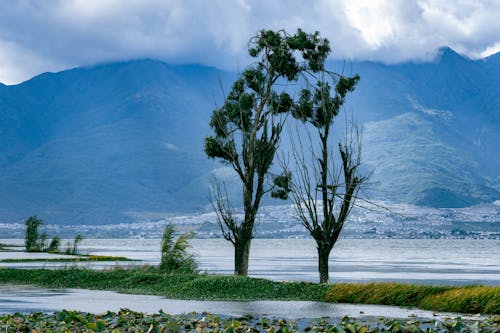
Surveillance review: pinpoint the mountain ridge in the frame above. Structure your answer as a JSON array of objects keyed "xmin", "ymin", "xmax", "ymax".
[{"xmin": 0, "ymin": 50, "xmax": 498, "ymax": 225}]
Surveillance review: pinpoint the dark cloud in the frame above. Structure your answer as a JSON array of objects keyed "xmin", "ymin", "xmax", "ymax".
[{"xmin": 0, "ymin": 0, "xmax": 499, "ymax": 84}]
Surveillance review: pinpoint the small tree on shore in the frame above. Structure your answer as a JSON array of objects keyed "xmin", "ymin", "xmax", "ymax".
[
  {"xmin": 160, "ymin": 224, "xmax": 198, "ymax": 274},
  {"xmin": 277, "ymin": 72, "xmax": 364, "ymax": 283},
  {"xmin": 25, "ymin": 216, "xmax": 43, "ymax": 252},
  {"xmin": 205, "ymin": 29, "xmax": 330, "ymax": 276},
  {"xmin": 65, "ymin": 234, "xmax": 84, "ymax": 255},
  {"xmin": 47, "ymin": 236, "xmax": 61, "ymax": 252}
]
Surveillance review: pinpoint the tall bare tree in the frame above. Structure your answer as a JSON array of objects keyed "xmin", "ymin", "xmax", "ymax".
[
  {"xmin": 277, "ymin": 72, "xmax": 364, "ymax": 283},
  {"xmin": 205, "ymin": 29, "xmax": 330, "ymax": 276}
]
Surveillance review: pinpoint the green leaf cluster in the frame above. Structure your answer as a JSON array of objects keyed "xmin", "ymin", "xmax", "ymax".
[
  {"xmin": 293, "ymin": 76, "xmax": 360, "ymax": 128},
  {"xmin": 204, "ymin": 28, "xmax": 332, "ymax": 165},
  {"xmin": 160, "ymin": 224, "xmax": 198, "ymax": 274}
]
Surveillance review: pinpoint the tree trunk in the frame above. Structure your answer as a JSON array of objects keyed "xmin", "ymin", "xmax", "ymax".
[
  {"xmin": 234, "ymin": 237, "xmax": 251, "ymax": 276},
  {"xmin": 318, "ymin": 245, "xmax": 331, "ymax": 284}
]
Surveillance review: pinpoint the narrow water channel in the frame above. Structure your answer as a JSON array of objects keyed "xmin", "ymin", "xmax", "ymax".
[{"xmin": 0, "ymin": 285, "xmax": 474, "ymax": 320}]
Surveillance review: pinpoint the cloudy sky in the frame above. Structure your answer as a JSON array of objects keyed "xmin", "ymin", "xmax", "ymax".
[{"xmin": 0, "ymin": 0, "xmax": 499, "ymax": 84}]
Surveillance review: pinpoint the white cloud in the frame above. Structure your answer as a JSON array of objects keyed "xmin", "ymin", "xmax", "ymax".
[
  {"xmin": 481, "ymin": 42, "xmax": 500, "ymax": 58},
  {"xmin": 0, "ymin": 0, "xmax": 498, "ymax": 84}
]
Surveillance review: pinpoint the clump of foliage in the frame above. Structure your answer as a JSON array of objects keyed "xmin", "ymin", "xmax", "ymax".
[
  {"xmin": 65, "ymin": 234, "xmax": 83, "ymax": 255},
  {"xmin": 25, "ymin": 216, "xmax": 43, "ymax": 251},
  {"xmin": 160, "ymin": 224, "xmax": 198, "ymax": 274},
  {"xmin": 24, "ymin": 216, "xmax": 84, "ymax": 254},
  {"xmin": 47, "ymin": 236, "xmax": 60, "ymax": 252},
  {"xmin": 24, "ymin": 216, "xmax": 60, "ymax": 252}
]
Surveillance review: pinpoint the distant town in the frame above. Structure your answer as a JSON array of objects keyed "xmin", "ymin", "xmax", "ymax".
[{"xmin": 2, "ymin": 201, "xmax": 498, "ymax": 240}]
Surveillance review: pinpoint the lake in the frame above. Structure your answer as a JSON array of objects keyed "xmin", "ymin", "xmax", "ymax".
[{"xmin": 1, "ymin": 238, "xmax": 499, "ymax": 285}]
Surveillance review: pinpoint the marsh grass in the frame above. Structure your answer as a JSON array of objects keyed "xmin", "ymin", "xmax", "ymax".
[
  {"xmin": 324, "ymin": 282, "xmax": 499, "ymax": 314},
  {"xmin": 0, "ymin": 255, "xmax": 134, "ymax": 263},
  {"xmin": 419, "ymin": 286, "xmax": 500, "ymax": 314}
]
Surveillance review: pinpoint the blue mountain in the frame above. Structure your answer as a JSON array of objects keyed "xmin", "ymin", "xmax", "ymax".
[
  {"xmin": 0, "ymin": 60, "xmax": 233, "ymax": 224},
  {"xmin": 0, "ymin": 49, "xmax": 498, "ymax": 225}
]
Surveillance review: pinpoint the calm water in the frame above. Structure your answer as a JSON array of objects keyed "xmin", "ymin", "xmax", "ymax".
[{"xmin": 2, "ymin": 238, "xmax": 499, "ymax": 285}]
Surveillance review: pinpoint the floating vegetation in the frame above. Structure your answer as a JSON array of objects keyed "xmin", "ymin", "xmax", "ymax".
[
  {"xmin": 0, "ymin": 255, "xmax": 134, "ymax": 263},
  {"xmin": 0, "ymin": 243, "xmax": 23, "ymax": 251},
  {"xmin": 0, "ymin": 310, "xmax": 498, "ymax": 332}
]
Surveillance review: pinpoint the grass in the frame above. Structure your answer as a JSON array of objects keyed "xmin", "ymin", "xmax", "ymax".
[
  {"xmin": 0, "ymin": 255, "xmax": 134, "ymax": 263},
  {"xmin": 324, "ymin": 282, "xmax": 500, "ymax": 314},
  {"xmin": 0, "ymin": 243, "xmax": 23, "ymax": 251},
  {"xmin": 0, "ymin": 267, "xmax": 327, "ymax": 301},
  {"xmin": 0, "ymin": 268, "xmax": 498, "ymax": 314},
  {"xmin": 419, "ymin": 286, "xmax": 500, "ymax": 314}
]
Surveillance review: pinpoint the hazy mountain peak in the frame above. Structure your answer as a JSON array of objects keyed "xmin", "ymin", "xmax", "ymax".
[{"xmin": 435, "ymin": 46, "xmax": 470, "ymax": 63}]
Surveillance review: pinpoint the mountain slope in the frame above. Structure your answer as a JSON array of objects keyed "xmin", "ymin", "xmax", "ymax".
[
  {"xmin": 0, "ymin": 60, "xmax": 232, "ymax": 224},
  {"xmin": 338, "ymin": 48, "xmax": 499, "ymax": 207},
  {"xmin": 0, "ymin": 51, "xmax": 498, "ymax": 225}
]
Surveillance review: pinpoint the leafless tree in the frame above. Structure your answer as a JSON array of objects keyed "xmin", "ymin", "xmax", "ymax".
[{"xmin": 277, "ymin": 72, "xmax": 365, "ymax": 283}]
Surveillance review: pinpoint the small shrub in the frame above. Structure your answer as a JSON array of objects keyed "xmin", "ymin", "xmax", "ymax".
[
  {"xmin": 160, "ymin": 224, "xmax": 198, "ymax": 274},
  {"xmin": 25, "ymin": 216, "xmax": 43, "ymax": 252},
  {"xmin": 39, "ymin": 232, "xmax": 48, "ymax": 251},
  {"xmin": 47, "ymin": 236, "xmax": 61, "ymax": 252},
  {"xmin": 65, "ymin": 234, "xmax": 84, "ymax": 255}
]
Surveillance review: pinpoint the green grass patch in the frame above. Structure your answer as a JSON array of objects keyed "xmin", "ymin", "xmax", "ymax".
[
  {"xmin": 0, "ymin": 255, "xmax": 134, "ymax": 263},
  {"xmin": 324, "ymin": 282, "xmax": 500, "ymax": 314},
  {"xmin": 0, "ymin": 243, "xmax": 23, "ymax": 251},
  {"xmin": 0, "ymin": 267, "xmax": 327, "ymax": 301}
]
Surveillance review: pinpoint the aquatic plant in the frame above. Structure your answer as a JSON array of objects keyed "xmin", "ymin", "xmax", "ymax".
[
  {"xmin": 419, "ymin": 286, "xmax": 500, "ymax": 314},
  {"xmin": 0, "ymin": 310, "xmax": 497, "ymax": 332},
  {"xmin": 324, "ymin": 282, "xmax": 500, "ymax": 315},
  {"xmin": 65, "ymin": 233, "xmax": 84, "ymax": 255},
  {"xmin": 160, "ymin": 223, "xmax": 198, "ymax": 274},
  {"xmin": 0, "ymin": 255, "xmax": 133, "ymax": 263},
  {"xmin": 47, "ymin": 236, "xmax": 61, "ymax": 252}
]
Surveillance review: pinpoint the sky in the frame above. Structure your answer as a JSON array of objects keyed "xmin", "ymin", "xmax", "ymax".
[{"xmin": 0, "ymin": 0, "xmax": 499, "ymax": 85}]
